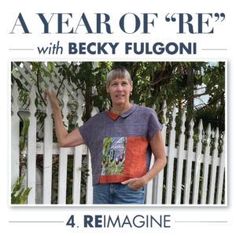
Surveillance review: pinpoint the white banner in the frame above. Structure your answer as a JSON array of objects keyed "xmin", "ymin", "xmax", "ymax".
[{"xmin": 1, "ymin": 1, "xmax": 234, "ymax": 236}]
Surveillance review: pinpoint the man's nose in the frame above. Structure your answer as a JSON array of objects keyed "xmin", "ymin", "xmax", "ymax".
[{"xmin": 116, "ymin": 84, "xmax": 123, "ymax": 90}]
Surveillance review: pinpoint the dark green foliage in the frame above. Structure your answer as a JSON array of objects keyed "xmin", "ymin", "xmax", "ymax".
[
  {"xmin": 12, "ymin": 61, "xmax": 225, "ymax": 130},
  {"xmin": 11, "ymin": 176, "xmax": 31, "ymax": 204}
]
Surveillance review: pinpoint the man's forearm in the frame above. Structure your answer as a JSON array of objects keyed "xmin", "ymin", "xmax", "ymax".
[
  {"xmin": 52, "ymin": 107, "xmax": 68, "ymax": 146},
  {"xmin": 143, "ymin": 156, "xmax": 167, "ymax": 183}
]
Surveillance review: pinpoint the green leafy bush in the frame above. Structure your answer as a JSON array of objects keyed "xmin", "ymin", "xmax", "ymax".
[{"xmin": 11, "ymin": 176, "xmax": 31, "ymax": 204}]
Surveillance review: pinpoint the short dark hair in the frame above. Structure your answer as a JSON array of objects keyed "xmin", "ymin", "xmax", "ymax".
[{"xmin": 106, "ymin": 67, "xmax": 132, "ymax": 86}]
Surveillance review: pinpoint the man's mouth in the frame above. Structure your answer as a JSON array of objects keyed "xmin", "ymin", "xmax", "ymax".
[{"xmin": 115, "ymin": 94, "xmax": 125, "ymax": 98}]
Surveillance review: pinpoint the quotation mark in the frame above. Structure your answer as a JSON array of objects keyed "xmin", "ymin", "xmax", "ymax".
[
  {"xmin": 165, "ymin": 13, "xmax": 177, "ymax": 22},
  {"xmin": 165, "ymin": 13, "xmax": 226, "ymax": 23},
  {"xmin": 214, "ymin": 13, "xmax": 225, "ymax": 22}
]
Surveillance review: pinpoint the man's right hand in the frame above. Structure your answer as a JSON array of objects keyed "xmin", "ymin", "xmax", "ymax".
[{"xmin": 45, "ymin": 90, "xmax": 60, "ymax": 111}]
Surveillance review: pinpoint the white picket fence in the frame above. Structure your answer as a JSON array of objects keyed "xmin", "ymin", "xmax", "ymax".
[{"xmin": 11, "ymin": 83, "xmax": 226, "ymax": 205}]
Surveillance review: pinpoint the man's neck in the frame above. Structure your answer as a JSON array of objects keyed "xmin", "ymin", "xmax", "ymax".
[{"xmin": 110, "ymin": 103, "xmax": 132, "ymax": 115}]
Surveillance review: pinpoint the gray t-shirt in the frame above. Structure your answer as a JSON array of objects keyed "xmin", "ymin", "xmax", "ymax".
[{"xmin": 79, "ymin": 104, "xmax": 162, "ymax": 185}]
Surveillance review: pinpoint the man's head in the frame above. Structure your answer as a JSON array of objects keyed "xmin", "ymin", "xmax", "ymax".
[{"xmin": 106, "ymin": 67, "xmax": 133, "ymax": 107}]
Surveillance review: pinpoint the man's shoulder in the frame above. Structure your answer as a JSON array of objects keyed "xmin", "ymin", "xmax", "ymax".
[
  {"xmin": 88, "ymin": 111, "xmax": 106, "ymax": 120},
  {"xmin": 135, "ymin": 104, "xmax": 156, "ymax": 115}
]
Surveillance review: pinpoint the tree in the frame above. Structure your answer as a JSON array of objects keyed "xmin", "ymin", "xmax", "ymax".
[{"xmin": 12, "ymin": 61, "xmax": 225, "ymax": 132}]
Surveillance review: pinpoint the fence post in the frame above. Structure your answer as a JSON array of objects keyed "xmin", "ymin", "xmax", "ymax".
[
  {"xmin": 58, "ymin": 91, "xmax": 69, "ymax": 204},
  {"xmin": 27, "ymin": 86, "xmax": 37, "ymax": 204},
  {"xmin": 200, "ymin": 124, "xmax": 211, "ymax": 204},
  {"xmin": 86, "ymin": 149, "xmax": 93, "ymax": 204},
  {"xmin": 72, "ymin": 89, "xmax": 85, "ymax": 204},
  {"xmin": 183, "ymin": 119, "xmax": 194, "ymax": 204},
  {"xmin": 43, "ymin": 96, "xmax": 53, "ymax": 204},
  {"xmin": 165, "ymin": 107, "xmax": 177, "ymax": 204},
  {"xmin": 11, "ymin": 82, "xmax": 20, "ymax": 186},
  {"xmin": 192, "ymin": 119, "xmax": 203, "ymax": 204},
  {"xmin": 208, "ymin": 128, "xmax": 219, "ymax": 204},
  {"xmin": 175, "ymin": 109, "xmax": 186, "ymax": 204},
  {"xmin": 216, "ymin": 134, "xmax": 225, "ymax": 204}
]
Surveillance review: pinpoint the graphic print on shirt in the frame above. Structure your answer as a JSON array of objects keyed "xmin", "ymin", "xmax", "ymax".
[{"xmin": 101, "ymin": 137, "xmax": 127, "ymax": 175}]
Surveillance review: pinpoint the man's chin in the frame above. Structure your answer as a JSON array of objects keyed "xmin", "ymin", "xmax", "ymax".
[{"xmin": 113, "ymin": 100, "xmax": 126, "ymax": 106}]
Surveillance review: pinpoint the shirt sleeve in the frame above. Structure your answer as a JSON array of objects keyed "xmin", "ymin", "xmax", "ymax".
[
  {"xmin": 78, "ymin": 118, "xmax": 93, "ymax": 146},
  {"xmin": 147, "ymin": 109, "xmax": 163, "ymax": 140}
]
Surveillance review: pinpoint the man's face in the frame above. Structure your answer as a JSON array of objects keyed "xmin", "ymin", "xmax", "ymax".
[{"xmin": 106, "ymin": 77, "xmax": 133, "ymax": 106}]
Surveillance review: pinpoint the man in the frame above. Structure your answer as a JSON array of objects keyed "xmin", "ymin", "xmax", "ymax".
[{"xmin": 46, "ymin": 67, "xmax": 166, "ymax": 204}]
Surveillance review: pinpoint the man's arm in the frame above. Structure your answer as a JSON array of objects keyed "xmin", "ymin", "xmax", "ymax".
[
  {"xmin": 144, "ymin": 131, "xmax": 167, "ymax": 182},
  {"xmin": 46, "ymin": 90, "xmax": 84, "ymax": 147}
]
